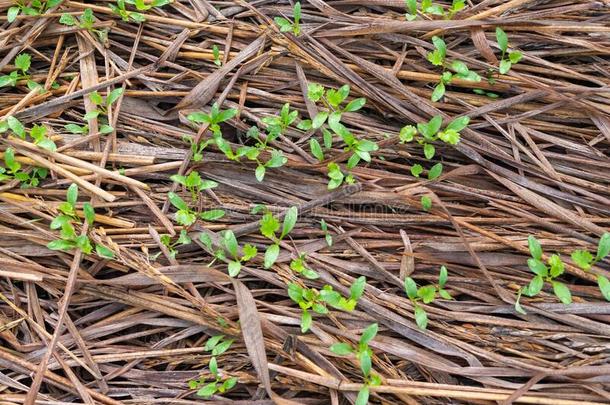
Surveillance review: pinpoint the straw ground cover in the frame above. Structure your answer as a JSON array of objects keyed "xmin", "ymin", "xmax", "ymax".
[{"xmin": 0, "ymin": 1, "xmax": 609, "ymax": 404}]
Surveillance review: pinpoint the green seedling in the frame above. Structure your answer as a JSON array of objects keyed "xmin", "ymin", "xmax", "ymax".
[
  {"xmin": 188, "ymin": 335, "xmax": 237, "ymax": 398},
  {"xmin": 0, "ymin": 117, "xmax": 56, "ymax": 152},
  {"xmin": 187, "ymin": 103, "xmax": 238, "ymax": 161},
  {"xmin": 127, "ymin": 0, "xmax": 171, "ymax": 11},
  {"xmin": 0, "ymin": 147, "xmax": 48, "ymax": 188},
  {"xmin": 212, "ymin": 44, "xmax": 222, "ymax": 66},
  {"xmin": 290, "ymin": 253, "xmax": 319, "ymax": 280},
  {"xmin": 473, "ymin": 88, "xmax": 499, "ymax": 98},
  {"xmin": 571, "ymin": 232, "xmax": 610, "ymax": 301},
  {"xmin": 7, "ymin": 0, "xmax": 61, "ymax": 23},
  {"xmin": 420, "ymin": 195, "xmax": 432, "ymax": 211},
  {"xmin": 288, "ymin": 276, "xmax": 366, "ymax": 332},
  {"xmin": 153, "ymin": 230, "xmax": 191, "ymax": 260},
  {"xmin": 0, "ymin": 53, "xmax": 41, "ymax": 92},
  {"xmin": 404, "ymin": 266, "xmax": 452, "ymax": 329},
  {"xmin": 495, "ymin": 27, "xmax": 523, "ymax": 74},
  {"xmin": 60, "ymin": 9, "xmax": 108, "ymax": 42},
  {"xmin": 209, "ymin": 230, "xmax": 257, "ymax": 277},
  {"xmin": 109, "ymin": 0, "xmax": 145, "ymax": 22},
  {"xmin": 235, "ymin": 125, "xmax": 288, "ymax": 182},
  {"xmin": 426, "ymin": 36, "xmax": 481, "ymax": 102},
  {"xmin": 406, "ymin": 0, "xmax": 465, "ymax": 20},
  {"xmin": 320, "ymin": 219, "xmax": 333, "ymax": 246},
  {"xmin": 167, "ymin": 192, "xmax": 225, "ymax": 227},
  {"xmin": 399, "ymin": 114, "xmax": 469, "ymax": 179},
  {"xmin": 47, "ymin": 184, "xmax": 115, "ymax": 258},
  {"xmin": 515, "ymin": 236, "xmax": 574, "ymax": 314},
  {"xmin": 65, "ymin": 88, "xmax": 123, "ymax": 135},
  {"xmin": 259, "ymin": 206, "xmax": 297, "ymax": 268},
  {"xmin": 170, "ymin": 171, "xmax": 218, "ymax": 202},
  {"xmin": 274, "ymin": 1, "xmax": 301, "ymax": 36},
  {"xmin": 330, "ymin": 323, "xmax": 382, "ymax": 405}
]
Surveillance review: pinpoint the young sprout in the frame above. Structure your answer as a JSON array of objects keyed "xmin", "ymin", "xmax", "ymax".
[
  {"xmin": 47, "ymin": 184, "xmax": 114, "ymax": 258},
  {"xmin": 420, "ymin": 195, "xmax": 432, "ymax": 211},
  {"xmin": 213, "ymin": 230, "xmax": 257, "ymax": 277},
  {"xmin": 259, "ymin": 206, "xmax": 297, "ymax": 268},
  {"xmin": 404, "ymin": 266, "xmax": 452, "ymax": 329},
  {"xmin": 167, "ymin": 191, "xmax": 225, "ymax": 228},
  {"xmin": 187, "ymin": 102, "xmax": 238, "ymax": 138},
  {"xmin": 290, "ymin": 253, "xmax": 319, "ymax": 280},
  {"xmin": 274, "ymin": 1, "xmax": 301, "ymax": 36},
  {"xmin": 154, "ymin": 230, "xmax": 191, "ymax": 260},
  {"xmin": 320, "ymin": 219, "xmax": 333, "ymax": 247},
  {"xmin": 60, "ymin": 9, "xmax": 107, "ymax": 42},
  {"xmin": 109, "ymin": 0, "xmax": 146, "ymax": 22},
  {"xmin": 515, "ymin": 236, "xmax": 574, "ymax": 314},
  {"xmin": 212, "ymin": 44, "xmax": 222, "ymax": 66},
  {"xmin": 170, "ymin": 171, "xmax": 218, "ymax": 202},
  {"xmin": 330, "ymin": 323, "xmax": 382, "ymax": 405},
  {"xmin": 0, "ymin": 53, "xmax": 41, "ymax": 92},
  {"xmin": 188, "ymin": 335, "xmax": 238, "ymax": 398},
  {"xmin": 406, "ymin": 0, "xmax": 465, "ymax": 20},
  {"xmin": 495, "ymin": 27, "xmax": 523, "ymax": 74},
  {"xmin": 235, "ymin": 125, "xmax": 288, "ymax": 182},
  {"xmin": 0, "ymin": 117, "xmax": 56, "ymax": 152},
  {"xmin": 7, "ymin": 0, "xmax": 61, "ymax": 23},
  {"xmin": 65, "ymin": 88, "xmax": 123, "ymax": 135},
  {"xmin": 571, "ymin": 232, "xmax": 610, "ymax": 301},
  {"xmin": 288, "ymin": 276, "xmax": 366, "ymax": 332}
]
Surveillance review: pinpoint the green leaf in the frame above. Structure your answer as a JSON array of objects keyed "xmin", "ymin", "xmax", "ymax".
[
  {"xmin": 427, "ymin": 163, "xmax": 442, "ymax": 180},
  {"xmin": 359, "ymin": 323, "xmax": 378, "ymax": 345},
  {"xmin": 66, "ymin": 183, "xmax": 78, "ymax": 206},
  {"xmin": 350, "ymin": 276, "xmax": 366, "ymax": 301},
  {"xmin": 259, "ymin": 211, "xmax": 280, "ymax": 239},
  {"xmin": 83, "ymin": 202, "xmax": 95, "ymax": 225},
  {"xmin": 421, "ymin": 195, "xmax": 432, "ymax": 212},
  {"xmin": 310, "ymin": 139, "xmax": 324, "ymax": 161},
  {"xmin": 168, "ymin": 192, "xmax": 188, "ymax": 210},
  {"xmin": 130, "ymin": 12, "xmax": 146, "ymax": 22},
  {"xmin": 47, "ymin": 239, "xmax": 76, "ymax": 251},
  {"xmin": 527, "ymin": 275, "xmax": 543, "ymax": 297},
  {"xmin": 65, "ymin": 123, "xmax": 87, "ymax": 134},
  {"xmin": 438, "ymin": 129, "xmax": 460, "ymax": 145},
  {"xmin": 405, "ymin": 0, "xmax": 417, "ymax": 14},
  {"xmin": 404, "ymin": 277, "xmax": 417, "ymax": 299},
  {"xmin": 297, "ymin": 119, "xmax": 312, "ymax": 130},
  {"xmin": 411, "ymin": 164, "xmax": 423, "ymax": 177},
  {"xmin": 598, "ymin": 275, "xmax": 610, "ymax": 301},
  {"xmin": 423, "ymin": 143, "xmax": 435, "ymax": 160},
  {"xmin": 439, "ymin": 289, "xmax": 452, "ymax": 300},
  {"xmin": 223, "ymin": 230, "xmax": 238, "ymax": 258},
  {"xmin": 274, "ymin": 17, "xmax": 292, "ymax": 30},
  {"xmin": 255, "ymin": 165, "xmax": 266, "ymax": 182},
  {"xmin": 222, "ymin": 377, "xmax": 237, "ymax": 391},
  {"xmin": 287, "ymin": 283, "xmax": 303, "ymax": 303},
  {"xmin": 528, "ymin": 235, "xmax": 543, "ymax": 260},
  {"xmin": 199, "ymin": 233, "xmax": 213, "ymax": 249},
  {"xmin": 514, "ymin": 288, "xmax": 526, "ymax": 315},
  {"xmin": 83, "ymin": 110, "xmax": 100, "ymax": 120},
  {"xmin": 527, "ymin": 258, "xmax": 548, "ymax": 277},
  {"xmin": 107, "ymin": 87, "xmax": 124, "ymax": 106},
  {"xmin": 204, "ymin": 335, "xmax": 224, "ymax": 351},
  {"xmin": 509, "ymin": 51, "xmax": 522, "ymax": 64},
  {"xmin": 312, "ymin": 111, "xmax": 328, "ymax": 129},
  {"xmin": 329, "ymin": 342, "xmax": 353, "ymax": 356},
  {"xmin": 414, "ymin": 305, "xmax": 428, "ymax": 329},
  {"xmin": 0, "ymin": 75, "xmax": 16, "ymax": 87},
  {"xmin": 417, "ymin": 286, "xmax": 436, "ymax": 304},
  {"xmin": 36, "ymin": 138, "xmax": 57, "ymax": 152},
  {"xmin": 281, "ymin": 206, "xmax": 298, "ymax": 239},
  {"xmin": 176, "ymin": 210, "xmax": 196, "ymax": 226},
  {"xmin": 496, "ymin": 27, "xmax": 508, "ymax": 53},
  {"xmin": 197, "ymin": 382, "xmax": 217, "ymax": 398},
  {"xmin": 264, "ymin": 244, "xmax": 280, "ymax": 268},
  {"xmin": 301, "ymin": 309, "xmax": 312, "ymax": 333},
  {"xmin": 548, "ymin": 254, "xmax": 565, "ymax": 278},
  {"xmin": 212, "ymin": 338, "xmax": 233, "ymax": 356},
  {"xmin": 187, "ymin": 112, "xmax": 210, "ymax": 123},
  {"xmin": 359, "ymin": 349, "xmax": 371, "ymax": 377},
  {"xmin": 399, "ymin": 125, "xmax": 416, "ymax": 143},
  {"xmin": 431, "ymin": 36, "xmax": 446, "ymax": 59},
  {"xmin": 216, "ymin": 108, "xmax": 238, "ymax": 123},
  {"xmin": 7, "ymin": 6, "xmax": 20, "ymax": 23},
  {"xmin": 75, "ymin": 235, "xmax": 93, "ymax": 254},
  {"xmin": 451, "ymin": 60, "xmax": 469, "ymax": 75},
  {"xmin": 241, "ymin": 244, "xmax": 257, "ymax": 261},
  {"xmin": 7, "ymin": 116, "xmax": 25, "ymax": 138},
  {"xmin": 327, "ymin": 111, "xmax": 343, "ymax": 134},
  {"xmin": 552, "ymin": 281, "xmax": 572, "ymax": 305},
  {"xmin": 14, "ymin": 53, "xmax": 31, "ymax": 73},
  {"xmin": 431, "ymin": 81, "xmax": 445, "ymax": 102},
  {"xmin": 446, "ymin": 116, "xmax": 469, "ymax": 132},
  {"xmin": 355, "ymin": 386, "xmax": 369, "ymax": 405},
  {"xmin": 571, "ymin": 250, "xmax": 593, "ymax": 270},
  {"xmin": 100, "ymin": 125, "xmax": 114, "ymax": 134},
  {"xmin": 89, "ymin": 91, "xmax": 103, "ymax": 105},
  {"xmin": 266, "ymin": 150, "xmax": 287, "ymax": 168},
  {"xmin": 50, "ymin": 214, "xmax": 71, "ymax": 230},
  {"xmin": 344, "ymin": 97, "xmax": 366, "ymax": 112},
  {"xmin": 596, "ymin": 232, "xmax": 610, "ymax": 262},
  {"xmin": 499, "ymin": 59, "xmax": 512, "ymax": 74},
  {"xmin": 200, "ymin": 209, "xmax": 225, "ymax": 221},
  {"xmin": 307, "ymin": 83, "xmax": 325, "ymax": 102},
  {"xmin": 209, "ymin": 356, "xmax": 218, "ymax": 375},
  {"xmin": 439, "ymin": 265, "xmax": 448, "ymax": 288}
]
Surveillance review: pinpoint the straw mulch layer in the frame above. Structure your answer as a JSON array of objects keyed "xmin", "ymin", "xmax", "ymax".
[{"xmin": 0, "ymin": 1, "xmax": 609, "ymax": 404}]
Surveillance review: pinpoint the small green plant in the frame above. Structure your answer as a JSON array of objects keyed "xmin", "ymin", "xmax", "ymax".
[
  {"xmin": 64, "ymin": 89, "xmax": 123, "ymax": 135},
  {"xmin": 259, "ymin": 206, "xmax": 297, "ymax": 268},
  {"xmin": 167, "ymin": 192, "xmax": 225, "ymax": 227},
  {"xmin": 212, "ymin": 45, "xmax": 222, "ymax": 66},
  {"xmin": 128, "ymin": 0, "xmax": 171, "ymax": 11},
  {"xmin": 47, "ymin": 184, "xmax": 115, "ymax": 258},
  {"xmin": 152, "ymin": 230, "xmax": 191, "ymax": 260},
  {"xmin": 426, "ymin": 36, "xmax": 481, "ymax": 102},
  {"xmin": 0, "ymin": 147, "xmax": 48, "ymax": 188},
  {"xmin": 420, "ymin": 195, "xmax": 432, "ymax": 211},
  {"xmin": 60, "ymin": 9, "xmax": 108, "ymax": 42},
  {"xmin": 109, "ymin": 0, "xmax": 145, "ymax": 22},
  {"xmin": 320, "ymin": 219, "xmax": 333, "ymax": 246},
  {"xmin": 235, "ymin": 126, "xmax": 288, "ymax": 182},
  {"xmin": 7, "ymin": 0, "xmax": 61, "ymax": 23},
  {"xmin": 330, "ymin": 323, "xmax": 382, "ymax": 405},
  {"xmin": 274, "ymin": 1, "xmax": 301, "ymax": 35},
  {"xmin": 0, "ymin": 117, "xmax": 56, "ymax": 152},
  {"xmin": 188, "ymin": 335, "xmax": 237, "ymax": 398},
  {"xmin": 299, "ymin": 83, "xmax": 375, "ymax": 189},
  {"xmin": 170, "ymin": 171, "xmax": 218, "ymax": 202},
  {"xmin": 208, "ymin": 230, "xmax": 257, "ymax": 277},
  {"xmin": 514, "ymin": 236, "xmax": 572, "ymax": 314},
  {"xmin": 405, "ymin": 0, "xmax": 465, "ymax": 20},
  {"xmin": 399, "ymin": 115, "xmax": 469, "ymax": 179},
  {"xmin": 0, "ymin": 53, "xmax": 41, "ymax": 92},
  {"xmin": 495, "ymin": 27, "xmax": 522, "ymax": 74},
  {"xmin": 404, "ymin": 266, "xmax": 451, "ymax": 329},
  {"xmin": 571, "ymin": 233, "xmax": 610, "ymax": 301},
  {"xmin": 186, "ymin": 103, "xmax": 238, "ymax": 161},
  {"xmin": 288, "ymin": 276, "xmax": 366, "ymax": 332},
  {"xmin": 290, "ymin": 253, "xmax": 319, "ymax": 279}
]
